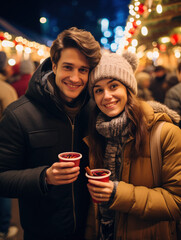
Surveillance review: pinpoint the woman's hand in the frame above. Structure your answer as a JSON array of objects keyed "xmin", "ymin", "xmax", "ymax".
[
  {"xmin": 46, "ymin": 162, "xmax": 80, "ymax": 185},
  {"xmin": 87, "ymin": 179, "xmax": 114, "ymax": 202}
]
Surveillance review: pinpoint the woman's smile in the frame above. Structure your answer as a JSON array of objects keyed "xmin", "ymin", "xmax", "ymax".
[{"xmin": 103, "ymin": 101, "xmax": 119, "ymax": 108}]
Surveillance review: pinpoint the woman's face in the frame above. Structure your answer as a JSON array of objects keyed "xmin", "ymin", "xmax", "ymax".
[{"xmin": 93, "ymin": 78, "xmax": 128, "ymax": 117}]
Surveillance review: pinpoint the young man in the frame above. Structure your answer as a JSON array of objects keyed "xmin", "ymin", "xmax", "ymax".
[{"xmin": 0, "ymin": 27, "xmax": 101, "ymax": 240}]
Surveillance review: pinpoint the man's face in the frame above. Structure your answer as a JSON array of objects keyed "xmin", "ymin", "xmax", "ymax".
[{"xmin": 52, "ymin": 48, "xmax": 90, "ymax": 102}]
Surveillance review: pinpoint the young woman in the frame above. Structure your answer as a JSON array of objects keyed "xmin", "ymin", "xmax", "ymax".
[{"xmin": 86, "ymin": 52, "xmax": 181, "ymax": 240}]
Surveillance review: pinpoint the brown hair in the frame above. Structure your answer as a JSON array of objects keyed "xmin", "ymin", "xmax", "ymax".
[
  {"xmin": 177, "ymin": 62, "xmax": 181, "ymax": 73},
  {"xmin": 89, "ymin": 89, "xmax": 148, "ymax": 168},
  {"xmin": 50, "ymin": 27, "xmax": 101, "ymax": 70}
]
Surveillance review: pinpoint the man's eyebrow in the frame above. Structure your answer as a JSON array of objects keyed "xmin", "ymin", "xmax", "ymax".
[{"xmin": 62, "ymin": 62, "xmax": 73, "ymax": 65}]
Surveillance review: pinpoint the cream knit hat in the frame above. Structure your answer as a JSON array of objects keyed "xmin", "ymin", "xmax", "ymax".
[{"xmin": 89, "ymin": 51, "xmax": 138, "ymax": 97}]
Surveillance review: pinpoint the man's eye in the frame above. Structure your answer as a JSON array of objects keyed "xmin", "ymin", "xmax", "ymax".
[
  {"xmin": 63, "ymin": 65, "xmax": 72, "ymax": 70},
  {"xmin": 80, "ymin": 68, "xmax": 89, "ymax": 74}
]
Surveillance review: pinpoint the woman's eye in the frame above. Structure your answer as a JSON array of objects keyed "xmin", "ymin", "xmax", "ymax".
[
  {"xmin": 110, "ymin": 84, "xmax": 118, "ymax": 89},
  {"xmin": 94, "ymin": 89, "xmax": 102, "ymax": 94}
]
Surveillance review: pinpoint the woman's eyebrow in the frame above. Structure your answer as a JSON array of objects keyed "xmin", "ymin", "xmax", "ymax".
[
  {"xmin": 94, "ymin": 84, "xmax": 101, "ymax": 88},
  {"xmin": 93, "ymin": 78, "xmax": 118, "ymax": 88}
]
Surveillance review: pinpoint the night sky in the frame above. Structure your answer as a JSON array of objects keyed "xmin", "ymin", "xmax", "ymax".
[{"xmin": 1, "ymin": 0, "xmax": 130, "ymax": 43}]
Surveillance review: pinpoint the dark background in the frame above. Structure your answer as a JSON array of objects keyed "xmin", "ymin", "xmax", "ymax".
[{"xmin": 0, "ymin": 0, "xmax": 130, "ymax": 42}]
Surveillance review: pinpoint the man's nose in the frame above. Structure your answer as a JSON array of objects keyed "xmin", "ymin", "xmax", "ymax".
[{"xmin": 69, "ymin": 70, "xmax": 79, "ymax": 82}]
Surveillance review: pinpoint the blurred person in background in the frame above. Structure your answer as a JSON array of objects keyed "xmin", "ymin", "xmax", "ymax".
[
  {"xmin": 0, "ymin": 27, "xmax": 101, "ymax": 240},
  {"xmin": 135, "ymin": 71, "xmax": 153, "ymax": 101},
  {"xmin": 0, "ymin": 51, "xmax": 18, "ymax": 118},
  {"xmin": 162, "ymin": 72, "xmax": 178, "ymax": 94},
  {"xmin": 11, "ymin": 59, "xmax": 35, "ymax": 97},
  {"xmin": 164, "ymin": 62, "xmax": 181, "ymax": 128},
  {"xmin": 149, "ymin": 65, "xmax": 167, "ymax": 103},
  {"xmin": 0, "ymin": 51, "xmax": 18, "ymax": 240}
]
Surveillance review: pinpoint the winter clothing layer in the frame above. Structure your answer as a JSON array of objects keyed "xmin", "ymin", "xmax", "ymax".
[
  {"xmin": 0, "ymin": 57, "xmax": 91, "ymax": 239},
  {"xmin": 0, "ymin": 73, "xmax": 18, "ymax": 118},
  {"xmin": 88, "ymin": 101, "xmax": 181, "ymax": 240},
  {"xmin": 96, "ymin": 111, "xmax": 130, "ymax": 240},
  {"xmin": 11, "ymin": 74, "xmax": 31, "ymax": 97},
  {"xmin": 89, "ymin": 52, "xmax": 138, "ymax": 97},
  {"xmin": 164, "ymin": 82, "xmax": 181, "ymax": 116}
]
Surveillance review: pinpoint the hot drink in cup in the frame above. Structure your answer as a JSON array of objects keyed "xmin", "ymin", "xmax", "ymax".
[
  {"xmin": 85, "ymin": 169, "xmax": 111, "ymax": 203},
  {"xmin": 58, "ymin": 152, "xmax": 82, "ymax": 167}
]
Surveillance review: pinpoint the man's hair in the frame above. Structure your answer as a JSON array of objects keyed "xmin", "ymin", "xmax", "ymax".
[{"xmin": 50, "ymin": 27, "xmax": 101, "ymax": 70}]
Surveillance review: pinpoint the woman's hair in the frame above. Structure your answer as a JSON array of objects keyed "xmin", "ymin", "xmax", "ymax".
[
  {"xmin": 50, "ymin": 27, "xmax": 101, "ymax": 71},
  {"xmin": 178, "ymin": 62, "xmax": 181, "ymax": 73},
  {"xmin": 89, "ymin": 89, "xmax": 148, "ymax": 168}
]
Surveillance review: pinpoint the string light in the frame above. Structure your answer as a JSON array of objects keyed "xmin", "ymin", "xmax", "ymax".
[
  {"xmin": 0, "ymin": 31, "xmax": 50, "ymax": 62},
  {"xmin": 156, "ymin": 4, "xmax": 162, "ymax": 14},
  {"xmin": 141, "ymin": 26, "xmax": 148, "ymax": 36}
]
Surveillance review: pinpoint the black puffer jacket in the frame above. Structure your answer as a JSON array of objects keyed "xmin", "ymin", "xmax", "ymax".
[{"xmin": 0, "ymin": 58, "xmax": 91, "ymax": 239}]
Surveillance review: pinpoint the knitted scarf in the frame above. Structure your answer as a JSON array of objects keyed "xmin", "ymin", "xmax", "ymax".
[
  {"xmin": 96, "ymin": 111, "xmax": 130, "ymax": 181},
  {"xmin": 96, "ymin": 111, "xmax": 130, "ymax": 240}
]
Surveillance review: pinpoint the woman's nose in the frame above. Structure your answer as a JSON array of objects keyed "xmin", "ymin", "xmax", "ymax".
[{"xmin": 103, "ymin": 89, "xmax": 112, "ymax": 99}]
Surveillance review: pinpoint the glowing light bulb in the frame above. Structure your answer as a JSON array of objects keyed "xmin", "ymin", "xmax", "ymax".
[
  {"xmin": 156, "ymin": 4, "xmax": 162, "ymax": 14},
  {"xmin": 141, "ymin": 26, "xmax": 148, "ymax": 36}
]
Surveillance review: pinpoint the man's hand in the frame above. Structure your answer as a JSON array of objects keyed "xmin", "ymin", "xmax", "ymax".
[{"xmin": 46, "ymin": 162, "xmax": 80, "ymax": 185}]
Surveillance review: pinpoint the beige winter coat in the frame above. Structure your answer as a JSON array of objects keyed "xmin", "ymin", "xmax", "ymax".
[
  {"xmin": 86, "ymin": 101, "xmax": 181, "ymax": 240},
  {"xmin": 0, "ymin": 73, "xmax": 18, "ymax": 118}
]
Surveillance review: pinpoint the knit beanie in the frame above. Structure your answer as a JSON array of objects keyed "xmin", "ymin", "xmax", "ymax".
[
  {"xmin": 89, "ymin": 51, "xmax": 138, "ymax": 97},
  {"xmin": 20, "ymin": 60, "xmax": 35, "ymax": 74},
  {"xmin": 0, "ymin": 51, "xmax": 8, "ymax": 71}
]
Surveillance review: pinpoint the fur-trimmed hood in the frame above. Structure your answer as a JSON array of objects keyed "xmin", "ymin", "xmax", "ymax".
[
  {"xmin": 147, "ymin": 100, "xmax": 180, "ymax": 124},
  {"xmin": 139, "ymin": 100, "xmax": 180, "ymax": 130}
]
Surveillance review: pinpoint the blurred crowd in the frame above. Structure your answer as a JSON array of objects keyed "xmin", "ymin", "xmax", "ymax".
[
  {"xmin": 0, "ymin": 51, "xmax": 39, "ymax": 240},
  {"xmin": 136, "ymin": 62, "xmax": 181, "ymax": 127}
]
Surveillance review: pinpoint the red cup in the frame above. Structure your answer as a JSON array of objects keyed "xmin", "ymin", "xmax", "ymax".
[
  {"xmin": 58, "ymin": 152, "xmax": 82, "ymax": 167},
  {"xmin": 85, "ymin": 169, "xmax": 111, "ymax": 203}
]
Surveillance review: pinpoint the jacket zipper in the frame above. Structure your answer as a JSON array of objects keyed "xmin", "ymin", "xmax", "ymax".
[
  {"xmin": 71, "ymin": 120, "xmax": 76, "ymax": 233},
  {"xmin": 66, "ymin": 115, "xmax": 76, "ymax": 233},
  {"xmin": 52, "ymin": 94, "xmax": 87, "ymax": 233}
]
